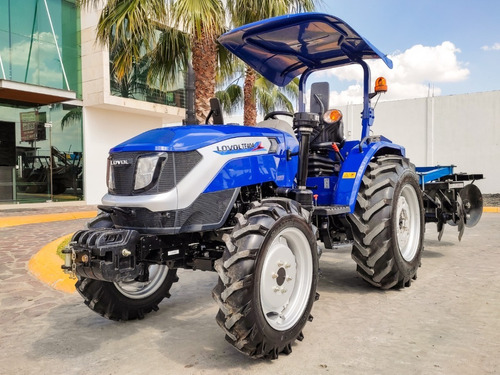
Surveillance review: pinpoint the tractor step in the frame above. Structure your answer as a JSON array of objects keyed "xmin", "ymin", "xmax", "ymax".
[{"xmin": 312, "ymin": 205, "xmax": 350, "ymax": 216}]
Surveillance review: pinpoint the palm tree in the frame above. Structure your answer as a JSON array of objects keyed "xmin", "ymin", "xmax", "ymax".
[
  {"xmin": 167, "ymin": 0, "xmax": 225, "ymax": 123},
  {"xmin": 80, "ymin": 0, "xmax": 317, "ymax": 124},
  {"xmin": 81, "ymin": 0, "xmax": 167, "ymax": 81},
  {"xmin": 216, "ymin": 74, "xmax": 299, "ymax": 121},
  {"xmin": 80, "ymin": 0, "xmax": 225, "ymax": 124},
  {"xmin": 255, "ymin": 76, "xmax": 299, "ymax": 115},
  {"xmin": 226, "ymin": 0, "xmax": 316, "ymax": 125}
]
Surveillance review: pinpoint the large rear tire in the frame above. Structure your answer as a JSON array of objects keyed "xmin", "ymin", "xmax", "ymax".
[
  {"xmin": 347, "ymin": 155, "xmax": 424, "ymax": 289},
  {"xmin": 212, "ymin": 198, "xmax": 319, "ymax": 359},
  {"xmin": 75, "ymin": 213, "xmax": 178, "ymax": 321}
]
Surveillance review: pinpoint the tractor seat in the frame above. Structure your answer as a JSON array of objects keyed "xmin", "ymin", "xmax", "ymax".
[{"xmin": 256, "ymin": 119, "xmax": 297, "ymax": 140}]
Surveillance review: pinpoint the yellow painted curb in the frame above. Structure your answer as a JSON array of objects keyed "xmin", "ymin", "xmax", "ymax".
[
  {"xmin": 0, "ymin": 211, "xmax": 97, "ymax": 228},
  {"xmin": 28, "ymin": 233, "xmax": 76, "ymax": 294},
  {"xmin": 22, "ymin": 205, "xmax": 500, "ymax": 294},
  {"xmin": 484, "ymin": 207, "xmax": 500, "ymax": 213}
]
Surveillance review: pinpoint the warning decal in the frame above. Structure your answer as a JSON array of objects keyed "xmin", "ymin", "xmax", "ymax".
[{"xmin": 342, "ymin": 172, "xmax": 357, "ymax": 179}]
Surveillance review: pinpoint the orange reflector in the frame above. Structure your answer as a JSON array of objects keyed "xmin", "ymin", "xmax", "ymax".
[
  {"xmin": 375, "ymin": 77, "xmax": 388, "ymax": 93},
  {"xmin": 323, "ymin": 109, "xmax": 342, "ymax": 124}
]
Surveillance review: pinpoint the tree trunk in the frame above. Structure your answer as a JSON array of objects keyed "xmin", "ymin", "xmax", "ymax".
[
  {"xmin": 191, "ymin": 32, "xmax": 217, "ymax": 124},
  {"xmin": 244, "ymin": 66, "xmax": 257, "ymax": 126}
]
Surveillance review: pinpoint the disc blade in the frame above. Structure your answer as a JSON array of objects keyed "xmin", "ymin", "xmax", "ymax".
[
  {"xmin": 457, "ymin": 195, "xmax": 465, "ymax": 241},
  {"xmin": 435, "ymin": 195, "xmax": 444, "ymax": 241},
  {"xmin": 437, "ymin": 220, "xmax": 444, "ymax": 241},
  {"xmin": 460, "ymin": 184, "xmax": 483, "ymax": 228}
]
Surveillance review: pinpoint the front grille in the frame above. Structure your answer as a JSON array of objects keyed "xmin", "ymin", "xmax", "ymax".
[
  {"xmin": 173, "ymin": 151, "xmax": 203, "ymax": 183},
  {"xmin": 110, "ymin": 208, "xmax": 176, "ymax": 229},
  {"xmin": 176, "ymin": 189, "xmax": 236, "ymax": 231},
  {"xmin": 109, "ymin": 152, "xmax": 142, "ymax": 195},
  {"xmin": 108, "ymin": 150, "xmax": 202, "ymax": 196},
  {"xmin": 106, "ymin": 188, "xmax": 237, "ymax": 233},
  {"xmin": 156, "ymin": 151, "xmax": 202, "ymax": 191}
]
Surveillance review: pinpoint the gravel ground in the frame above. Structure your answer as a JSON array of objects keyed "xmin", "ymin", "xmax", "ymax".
[
  {"xmin": 1, "ymin": 212, "xmax": 500, "ymax": 374},
  {"xmin": 483, "ymin": 194, "xmax": 500, "ymax": 207}
]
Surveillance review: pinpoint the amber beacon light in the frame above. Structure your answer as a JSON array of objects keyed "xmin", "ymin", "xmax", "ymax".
[{"xmin": 375, "ymin": 77, "xmax": 388, "ymax": 93}]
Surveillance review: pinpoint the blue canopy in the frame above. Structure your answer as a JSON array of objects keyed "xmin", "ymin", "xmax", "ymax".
[{"xmin": 219, "ymin": 13, "xmax": 393, "ymax": 87}]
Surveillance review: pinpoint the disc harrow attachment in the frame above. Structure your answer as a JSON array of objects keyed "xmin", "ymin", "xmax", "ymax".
[{"xmin": 417, "ymin": 166, "xmax": 483, "ymax": 241}]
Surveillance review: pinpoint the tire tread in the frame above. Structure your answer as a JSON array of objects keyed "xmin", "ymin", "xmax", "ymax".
[
  {"xmin": 213, "ymin": 198, "xmax": 317, "ymax": 359},
  {"xmin": 347, "ymin": 155, "xmax": 424, "ymax": 289}
]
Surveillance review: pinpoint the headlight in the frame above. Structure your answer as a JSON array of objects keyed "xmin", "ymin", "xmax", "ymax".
[
  {"xmin": 134, "ymin": 154, "xmax": 161, "ymax": 190},
  {"xmin": 106, "ymin": 157, "xmax": 115, "ymax": 190}
]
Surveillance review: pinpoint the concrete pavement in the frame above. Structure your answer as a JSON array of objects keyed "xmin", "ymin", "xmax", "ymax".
[{"xmin": 0, "ymin": 206, "xmax": 499, "ymax": 374}]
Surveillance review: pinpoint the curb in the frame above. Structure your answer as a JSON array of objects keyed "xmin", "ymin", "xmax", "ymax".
[
  {"xmin": 0, "ymin": 211, "xmax": 97, "ymax": 228},
  {"xmin": 28, "ymin": 233, "xmax": 76, "ymax": 294},
  {"xmin": 484, "ymin": 207, "xmax": 500, "ymax": 213},
  {"xmin": 23, "ymin": 207, "xmax": 499, "ymax": 294}
]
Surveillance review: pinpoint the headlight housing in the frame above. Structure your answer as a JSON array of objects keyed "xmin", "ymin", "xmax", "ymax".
[
  {"xmin": 106, "ymin": 157, "xmax": 115, "ymax": 190},
  {"xmin": 323, "ymin": 109, "xmax": 342, "ymax": 125},
  {"xmin": 134, "ymin": 154, "xmax": 162, "ymax": 190}
]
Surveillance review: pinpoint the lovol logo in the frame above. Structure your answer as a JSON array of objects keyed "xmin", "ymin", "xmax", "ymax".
[
  {"xmin": 111, "ymin": 159, "xmax": 131, "ymax": 166},
  {"xmin": 214, "ymin": 141, "xmax": 265, "ymax": 155}
]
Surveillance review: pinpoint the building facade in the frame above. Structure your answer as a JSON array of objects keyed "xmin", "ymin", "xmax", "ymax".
[{"xmin": 1, "ymin": 1, "xmax": 497, "ymax": 207}]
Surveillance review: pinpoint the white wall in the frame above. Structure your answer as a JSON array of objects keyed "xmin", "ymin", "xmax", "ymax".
[
  {"xmin": 83, "ymin": 108, "xmax": 164, "ymax": 204},
  {"xmin": 339, "ymin": 90, "xmax": 500, "ymax": 194}
]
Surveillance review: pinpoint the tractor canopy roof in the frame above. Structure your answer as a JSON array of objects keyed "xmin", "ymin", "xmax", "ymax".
[{"xmin": 219, "ymin": 12, "xmax": 393, "ymax": 87}]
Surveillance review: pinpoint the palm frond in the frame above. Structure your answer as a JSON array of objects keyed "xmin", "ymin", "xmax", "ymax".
[
  {"xmin": 283, "ymin": 77, "xmax": 300, "ymax": 97},
  {"xmin": 99, "ymin": 0, "xmax": 166, "ymax": 46},
  {"xmin": 254, "ymin": 75, "xmax": 297, "ymax": 115},
  {"xmin": 216, "ymin": 40, "xmax": 245, "ymax": 85},
  {"xmin": 227, "ymin": 0, "xmax": 316, "ymax": 26},
  {"xmin": 169, "ymin": 0, "xmax": 225, "ymax": 39},
  {"xmin": 147, "ymin": 27, "xmax": 190, "ymax": 88},
  {"xmin": 85, "ymin": 0, "xmax": 167, "ymax": 80},
  {"xmin": 216, "ymin": 84, "xmax": 243, "ymax": 114},
  {"xmin": 61, "ymin": 107, "xmax": 83, "ymax": 130},
  {"xmin": 77, "ymin": 0, "xmax": 105, "ymax": 10}
]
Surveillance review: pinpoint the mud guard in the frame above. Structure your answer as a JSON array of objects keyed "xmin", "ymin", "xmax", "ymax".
[{"xmin": 334, "ymin": 138, "xmax": 405, "ymax": 212}]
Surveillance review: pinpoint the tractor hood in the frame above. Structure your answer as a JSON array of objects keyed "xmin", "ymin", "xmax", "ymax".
[
  {"xmin": 110, "ymin": 125, "xmax": 289, "ymax": 153},
  {"xmin": 219, "ymin": 12, "xmax": 393, "ymax": 87}
]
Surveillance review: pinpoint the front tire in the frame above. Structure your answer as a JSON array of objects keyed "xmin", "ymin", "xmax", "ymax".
[
  {"xmin": 75, "ymin": 213, "xmax": 178, "ymax": 321},
  {"xmin": 347, "ymin": 155, "xmax": 424, "ymax": 289},
  {"xmin": 212, "ymin": 198, "xmax": 319, "ymax": 359},
  {"xmin": 76, "ymin": 266, "xmax": 178, "ymax": 320}
]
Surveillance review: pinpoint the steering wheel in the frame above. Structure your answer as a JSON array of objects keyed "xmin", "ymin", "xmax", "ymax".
[{"xmin": 263, "ymin": 111, "xmax": 294, "ymax": 121}]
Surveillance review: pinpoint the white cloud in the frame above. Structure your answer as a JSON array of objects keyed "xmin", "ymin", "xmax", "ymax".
[
  {"xmin": 1, "ymin": 32, "xmax": 57, "ymax": 67},
  {"xmin": 0, "ymin": 32, "xmax": 64, "ymax": 87},
  {"xmin": 315, "ymin": 41, "xmax": 469, "ymax": 105},
  {"xmin": 481, "ymin": 43, "xmax": 500, "ymax": 51}
]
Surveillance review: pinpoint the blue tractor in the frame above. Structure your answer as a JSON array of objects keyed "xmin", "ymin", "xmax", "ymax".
[{"xmin": 64, "ymin": 13, "xmax": 482, "ymax": 359}]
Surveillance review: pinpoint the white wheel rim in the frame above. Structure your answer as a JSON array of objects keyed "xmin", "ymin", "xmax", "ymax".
[
  {"xmin": 114, "ymin": 265, "xmax": 169, "ymax": 299},
  {"xmin": 396, "ymin": 185, "xmax": 421, "ymax": 261},
  {"xmin": 260, "ymin": 226, "xmax": 313, "ymax": 331}
]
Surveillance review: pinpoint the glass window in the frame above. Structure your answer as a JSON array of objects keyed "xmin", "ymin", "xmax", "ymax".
[
  {"xmin": 0, "ymin": 102, "xmax": 84, "ymax": 204},
  {"xmin": 109, "ymin": 28, "xmax": 185, "ymax": 108},
  {"xmin": 0, "ymin": 0, "xmax": 81, "ymax": 98}
]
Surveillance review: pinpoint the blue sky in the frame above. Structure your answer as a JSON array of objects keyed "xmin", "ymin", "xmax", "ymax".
[{"xmin": 313, "ymin": 0, "xmax": 500, "ymax": 102}]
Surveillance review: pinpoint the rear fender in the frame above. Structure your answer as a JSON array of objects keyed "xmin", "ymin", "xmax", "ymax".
[{"xmin": 334, "ymin": 139, "xmax": 405, "ymax": 212}]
